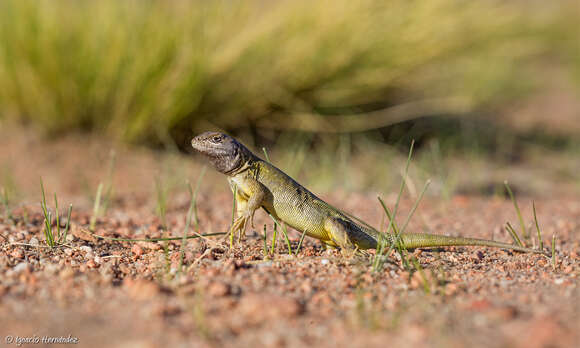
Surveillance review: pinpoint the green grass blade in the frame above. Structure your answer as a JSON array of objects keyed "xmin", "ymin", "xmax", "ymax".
[
  {"xmin": 270, "ymin": 221, "xmax": 278, "ymax": 255},
  {"xmin": 295, "ymin": 229, "xmax": 307, "ymax": 256},
  {"xmin": 381, "ymin": 204, "xmax": 399, "ymax": 235},
  {"xmin": 54, "ymin": 193, "xmax": 60, "ymax": 242},
  {"xmin": 45, "ymin": 211, "xmax": 54, "ymax": 247},
  {"xmin": 40, "ymin": 178, "xmax": 48, "ymax": 214},
  {"xmin": 504, "ymin": 181, "xmax": 528, "ymax": 239},
  {"xmin": 505, "ymin": 222, "xmax": 524, "ymax": 247},
  {"xmin": 279, "ymin": 223, "xmax": 293, "ymax": 255},
  {"xmin": 378, "ymin": 201, "xmax": 409, "ymax": 269},
  {"xmin": 262, "ymin": 147, "xmax": 271, "ymax": 162},
  {"xmin": 40, "ymin": 178, "xmax": 54, "ymax": 247},
  {"xmin": 270, "ymin": 222, "xmax": 278, "ymax": 255},
  {"xmin": 532, "ymin": 201, "xmax": 543, "ymax": 250},
  {"xmin": 383, "ymin": 180, "xmax": 430, "ymax": 270}
]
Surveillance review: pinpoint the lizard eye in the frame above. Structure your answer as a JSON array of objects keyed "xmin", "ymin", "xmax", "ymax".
[{"xmin": 211, "ymin": 135, "xmax": 223, "ymax": 143}]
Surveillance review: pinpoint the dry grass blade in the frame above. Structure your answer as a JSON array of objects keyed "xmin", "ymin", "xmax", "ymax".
[{"xmin": 89, "ymin": 231, "xmax": 226, "ymax": 242}]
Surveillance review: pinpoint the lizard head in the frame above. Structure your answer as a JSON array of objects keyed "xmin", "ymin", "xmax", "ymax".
[{"xmin": 191, "ymin": 132, "xmax": 252, "ymax": 174}]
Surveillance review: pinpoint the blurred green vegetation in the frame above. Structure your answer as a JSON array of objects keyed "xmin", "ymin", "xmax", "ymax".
[{"xmin": 0, "ymin": 0, "xmax": 577, "ymax": 147}]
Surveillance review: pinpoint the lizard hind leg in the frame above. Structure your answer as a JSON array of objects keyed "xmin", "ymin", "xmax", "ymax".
[
  {"xmin": 324, "ymin": 217, "xmax": 357, "ymax": 256},
  {"xmin": 324, "ymin": 216, "xmax": 377, "ymax": 256}
]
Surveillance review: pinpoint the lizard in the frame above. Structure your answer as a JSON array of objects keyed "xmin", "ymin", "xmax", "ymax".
[{"xmin": 191, "ymin": 131, "xmax": 545, "ymax": 255}]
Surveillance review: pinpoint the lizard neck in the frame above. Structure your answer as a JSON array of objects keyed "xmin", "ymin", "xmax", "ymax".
[{"xmin": 223, "ymin": 153, "xmax": 259, "ymax": 176}]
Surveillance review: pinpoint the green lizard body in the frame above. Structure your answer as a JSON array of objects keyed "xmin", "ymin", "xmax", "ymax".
[{"xmin": 192, "ymin": 132, "xmax": 544, "ymax": 254}]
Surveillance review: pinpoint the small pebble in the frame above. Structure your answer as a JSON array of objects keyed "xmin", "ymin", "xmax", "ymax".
[
  {"xmin": 10, "ymin": 249, "xmax": 24, "ymax": 259},
  {"xmin": 86, "ymin": 259, "xmax": 98, "ymax": 269},
  {"xmin": 13, "ymin": 262, "xmax": 29, "ymax": 273},
  {"xmin": 131, "ymin": 244, "xmax": 144, "ymax": 258}
]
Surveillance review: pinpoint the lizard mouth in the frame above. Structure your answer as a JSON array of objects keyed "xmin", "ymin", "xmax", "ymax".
[{"xmin": 190, "ymin": 137, "xmax": 217, "ymax": 155}]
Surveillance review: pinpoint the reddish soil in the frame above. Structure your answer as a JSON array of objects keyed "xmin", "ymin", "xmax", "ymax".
[{"xmin": 0, "ymin": 127, "xmax": 578, "ymax": 347}]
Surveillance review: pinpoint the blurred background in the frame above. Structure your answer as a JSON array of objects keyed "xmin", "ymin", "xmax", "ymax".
[{"xmin": 0, "ymin": 0, "xmax": 578, "ymax": 199}]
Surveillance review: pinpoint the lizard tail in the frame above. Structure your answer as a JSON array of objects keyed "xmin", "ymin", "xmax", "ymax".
[{"xmin": 392, "ymin": 233, "xmax": 547, "ymax": 255}]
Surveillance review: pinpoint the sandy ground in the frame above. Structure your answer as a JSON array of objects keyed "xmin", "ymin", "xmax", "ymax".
[{"xmin": 0, "ymin": 127, "xmax": 578, "ymax": 348}]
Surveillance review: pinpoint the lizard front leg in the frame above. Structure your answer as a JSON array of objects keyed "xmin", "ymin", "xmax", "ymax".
[{"xmin": 228, "ymin": 178, "xmax": 267, "ymax": 244}]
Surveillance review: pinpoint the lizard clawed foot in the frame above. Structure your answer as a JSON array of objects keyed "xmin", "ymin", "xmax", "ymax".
[{"xmin": 229, "ymin": 212, "xmax": 253, "ymax": 245}]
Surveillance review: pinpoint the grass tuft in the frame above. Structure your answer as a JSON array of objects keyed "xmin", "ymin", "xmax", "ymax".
[
  {"xmin": 0, "ymin": 0, "xmax": 574, "ymax": 144},
  {"xmin": 372, "ymin": 140, "xmax": 414, "ymax": 271},
  {"xmin": 39, "ymin": 178, "xmax": 72, "ymax": 248},
  {"xmin": 40, "ymin": 179, "xmax": 55, "ymax": 247},
  {"xmin": 372, "ymin": 141, "xmax": 429, "ymax": 272}
]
